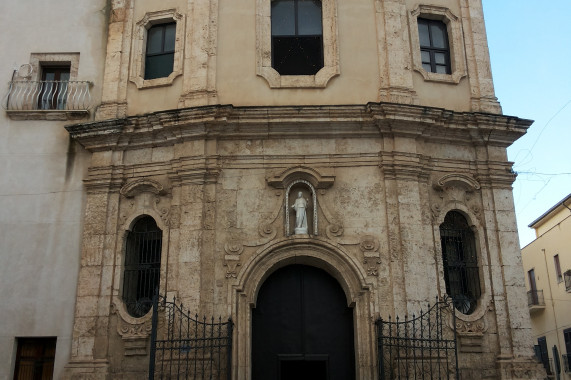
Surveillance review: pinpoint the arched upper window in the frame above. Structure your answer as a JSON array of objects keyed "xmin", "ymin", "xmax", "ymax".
[
  {"xmin": 271, "ymin": 0, "xmax": 323, "ymax": 75},
  {"xmin": 122, "ymin": 216, "xmax": 162, "ymax": 317},
  {"xmin": 439, "ymin": 211, "xmax": 481, "ymax": 315}
]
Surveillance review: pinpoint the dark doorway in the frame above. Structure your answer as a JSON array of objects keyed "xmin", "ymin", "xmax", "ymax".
[{"xmin": 252, "ymin": 265, "xmax": 355, "ymax": 380}]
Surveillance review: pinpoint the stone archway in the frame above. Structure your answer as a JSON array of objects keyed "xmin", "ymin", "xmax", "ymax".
[
  {"xmin": 252, "ymin": 264, "xmax": 355, "ymax": 380},
  {"xmin": 229, "ymin": 238, "xmax": 376, "ymax": 380}
]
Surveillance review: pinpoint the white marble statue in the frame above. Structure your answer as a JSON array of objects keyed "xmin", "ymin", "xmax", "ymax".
[{"xmin": 292, "ymin": 191, "xmax": 309, "ymax": 234}]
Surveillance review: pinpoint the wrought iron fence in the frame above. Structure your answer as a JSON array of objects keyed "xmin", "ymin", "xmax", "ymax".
[
  {"xmin": 376, "ymin": 297, "xmax": 458, "ymax": 380},
  {"xmin": 3, "ymin": 80, "xmax": 92, "ymax": 111},
  {"xmin": 149, "ymin": 295, "xmax": 233, "ymax": 380},
  {"xmin": 527, "ymin": 290, "xmax": 545, "ymax": 307}
]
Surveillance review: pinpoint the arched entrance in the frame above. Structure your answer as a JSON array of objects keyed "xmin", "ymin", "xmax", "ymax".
[{"xmin": 252, "ymin": 264, "xmax": 355, "ymax": 380}]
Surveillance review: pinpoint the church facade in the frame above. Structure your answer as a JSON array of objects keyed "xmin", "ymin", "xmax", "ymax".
[{"xmin": 1, "ymin": 0, "xmax": 546, "ymax": 379}]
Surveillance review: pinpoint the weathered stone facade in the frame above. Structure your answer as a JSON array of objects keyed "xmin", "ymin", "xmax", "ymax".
[{"xmin": 58, "ymin": 0, "xmax": 544, "ymax": 378}]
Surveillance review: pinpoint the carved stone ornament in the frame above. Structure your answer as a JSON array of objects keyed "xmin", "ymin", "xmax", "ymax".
[
  {"xmin": 359, "ymin": 235, "xmax": 381, "ymax": 276},
  {"xmin": 224, "ymin": 237, "xmax": 244, "ymax": 279},
  {"xmin": 111, "ymin": 301, "xmax": 154, "ymax": 356},
  {"xmin": 430, "ymin": 173, "xmax": 482, "ymax": 222},
  {"xmin": 120, "ymin": 178, "xmax": 166, "ymax": 198}
]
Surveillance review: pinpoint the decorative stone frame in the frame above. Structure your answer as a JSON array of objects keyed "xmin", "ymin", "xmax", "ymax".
[
  {"xmin": 129, "ymin": 9, "xmax": 185, "ymax": 89},
  {"xmin": 114, "ymin": 210, "xmax": 169, "ymax": 317},
  {"xmin": 408, "ymin": 5, "xmax": 467, "ymax": 84},
  {"xmin": 111, "ymin": 179, "xmax": 171, "ymax": 354},
  {"xmin": 229, "ymin": 239, "xmax": 376, "ymax": 379},
  {"xmin": 256, "ymin": 0, "xmax": 340, "ymax": 88}
]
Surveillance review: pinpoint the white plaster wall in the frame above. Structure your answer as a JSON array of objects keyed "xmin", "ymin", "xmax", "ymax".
[{"xmin": 0, "ymin": 1, "xmax": 107, "ymax": 378}]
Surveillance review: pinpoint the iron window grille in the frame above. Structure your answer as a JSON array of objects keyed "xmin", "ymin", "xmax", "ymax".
[
  {"xmin": 271, "ymin": 0, "xmax": 324, "ymax": 75},
  {"xmin": 439, "ymin": 211, "xmax": 481, "ymax": 315},
  {"xmin": 145, "ymin": 22, "xmax": 176, "ymax": 80},
  {"xmin": 564, "ymin": 270, "xmax": 571, "ymax": 292},
  {"xmin": 417, "ymin": 18, "xmax": 451, "ymax": 74},
  {"xmin": 122, "ymin": 216, "xmax": 162, "ymax": 318},
  {"xmin": 555, "ymin": 254, "xmax": 563, "ymax": 283}
]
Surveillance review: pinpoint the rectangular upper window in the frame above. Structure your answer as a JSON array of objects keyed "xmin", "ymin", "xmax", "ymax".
[
  {"xmin": 417, "ymin": 18, "xmax": 451, "ymax": 75},
  {"xmin": 13, "ymin": 337, "xmax": 57, "ymax": 380},
  {"xmin": 145, "ymin": 22, "xmax": 176, "ymax": 80},
  {"xmin": 271, "ymin": 0, "xmax": 323, "ymax": 75}
]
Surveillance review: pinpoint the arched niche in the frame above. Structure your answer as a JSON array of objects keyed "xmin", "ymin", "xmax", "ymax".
[{"xmin": 286, "ymin": 180, "xmax": 317, "ymax": 236}]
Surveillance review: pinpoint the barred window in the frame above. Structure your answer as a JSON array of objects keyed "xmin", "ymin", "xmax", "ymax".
[
  {"xmin": 122, "ymin": 216, "xmax": 162, "ymax": 318},
  {"xmin": 439, "ymin": 211, "xmax": 481, "ymax": 315}
]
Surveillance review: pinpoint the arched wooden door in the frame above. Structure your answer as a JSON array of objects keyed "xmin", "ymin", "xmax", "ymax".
[{"xmin": 252, "ymin": 265, "xmax": 355, "ymax": 380}]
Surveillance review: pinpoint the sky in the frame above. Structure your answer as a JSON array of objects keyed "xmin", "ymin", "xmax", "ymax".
[{"xmin": 482, "ymin": 0, "xmax": 571, "ymax": 248}]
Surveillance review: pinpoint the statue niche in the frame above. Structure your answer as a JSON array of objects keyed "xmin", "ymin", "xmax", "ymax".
[{"xmin": 286, "ymin": 182, "xmax": 316, "ymax": 236}]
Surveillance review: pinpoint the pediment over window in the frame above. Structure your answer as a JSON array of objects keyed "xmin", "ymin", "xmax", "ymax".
[
  {"xmin": 433, "ymin": 173, "xmax": 480, "ymax": 192},
  {"xmin": 120, "ymin": 178, "xmax": 166, "ymax": 198},
  {"xmin": 267, "ymin": 166, "xmax": 335, "ymax": 189}
]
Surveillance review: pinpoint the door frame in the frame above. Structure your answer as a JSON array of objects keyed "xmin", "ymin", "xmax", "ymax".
[{"xmin": 229, "ymin": 238, "xmax": 377, "ymax": 380}]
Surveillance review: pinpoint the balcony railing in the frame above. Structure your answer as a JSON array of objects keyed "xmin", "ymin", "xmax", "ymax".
[
  {"xmin": 3, "ymin": 80, "xmax": 92, "ymax": 113},
  {"xmin": 527, "ymin": 289, "xmax": 545, "ymax": 306}
]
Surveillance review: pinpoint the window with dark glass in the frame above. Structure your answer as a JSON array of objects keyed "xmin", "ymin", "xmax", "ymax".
[
  {"xmin": 145, "ymin": 22, "xmax": 176, "ymax": 80},
  {"xmin": 122, "ymin": 216, "xmax": 162, "ymax": 317},
  {"xmin": 417, "ymin": 18, "xmax": 450, "ymax": 74},
  {"xmin": 13, "ymin": 338, "xmax": 56, "ymax": 380},
  {"xmin": 271, "ymin": 0, "xmax": 323, "ymax": 75},
  {"xmin": 39, "ymin": 66, "xmax": 70, "ymax": 110},
  {"xmin": 439, "ymin": 211, "xmax": 481, "ymax": 315}
]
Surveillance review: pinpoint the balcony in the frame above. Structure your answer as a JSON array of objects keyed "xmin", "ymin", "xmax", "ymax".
[
  {"xmin": 3, "ymin": 80, "xmax": 92, "ymax": 120},
  {"xmin": 563, "ymin": 354, "xmax": 571, "ymax": 373},
  {"xmin": 527, "ymin": 289, "xmax": 545, "ymax": 313}
]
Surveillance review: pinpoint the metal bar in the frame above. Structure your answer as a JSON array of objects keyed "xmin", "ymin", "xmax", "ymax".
[{"xmin": 149, "ymin": 293, "xmax": 159, "ymax": 380}]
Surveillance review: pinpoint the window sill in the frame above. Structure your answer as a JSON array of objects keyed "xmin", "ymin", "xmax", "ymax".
[
  {"xmin": 257, "ymin": 66, "xmax": 339, "ymax": 88},
  {"xmin": 6, "ymin": 109, "xmax": 90, "ymax": 121},
  {"xmin": 129, "ymin": 71, "xmax": 181, "ymax": 89},
  {"xmin": 414, "ymin": 68, "xmax": 466, "ymax": 84}
]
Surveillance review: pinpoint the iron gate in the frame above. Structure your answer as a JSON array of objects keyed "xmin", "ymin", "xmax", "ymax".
[
  {"xmin": 149, "ymin": 295, "xmax": 233, "ymax": 380},
  {"xmin": 376, "ymin": 297, "xmax": 458, "ymax": 380}
]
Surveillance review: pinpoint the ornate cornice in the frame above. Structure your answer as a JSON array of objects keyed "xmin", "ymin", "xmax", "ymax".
[{"xmin": 65, "ymin": 103, "xmax": 532, "ymax": 152}]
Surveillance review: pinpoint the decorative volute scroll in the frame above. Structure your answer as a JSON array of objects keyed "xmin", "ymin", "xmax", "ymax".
[{"xmin": 120, "ymin": 178, "xmax": 167, "ymax": 198}]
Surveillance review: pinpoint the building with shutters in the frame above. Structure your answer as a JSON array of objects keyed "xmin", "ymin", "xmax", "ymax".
[
  {"xmin": 522, "ymin": 194, "xmax": 571, "ymax": 378},
  {"xmin": 1, "ymin": 0, "xmax": 546, "ymax": 379}
]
